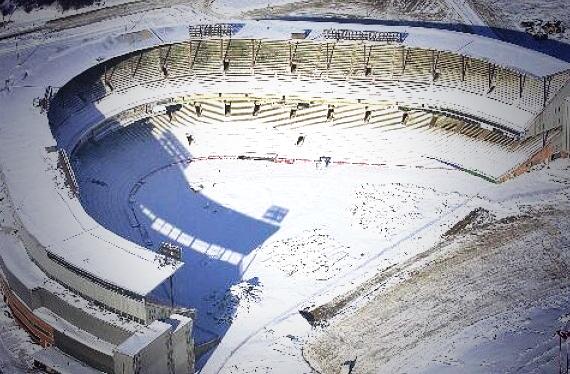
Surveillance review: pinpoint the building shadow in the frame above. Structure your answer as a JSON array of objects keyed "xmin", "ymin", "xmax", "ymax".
[{"xmin": 61, "ymin": 116, "xmax": 280, "ymax": 369}]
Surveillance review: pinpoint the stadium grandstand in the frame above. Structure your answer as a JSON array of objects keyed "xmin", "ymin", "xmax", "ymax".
[{"xmin": 0, "ymin": 18, "xmax": 569, "ymax": 373}]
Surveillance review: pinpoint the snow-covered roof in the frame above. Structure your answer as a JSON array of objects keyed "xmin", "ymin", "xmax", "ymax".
[
  {"xmin": 0, "ymin": 230, "xmax": 148, "ymax": 332},
  {"xmin": 49, "ymin": 229, "xmax": 180, "ymax": 297},
  {"xmin": 0, "ymin": 233, "xmax": 46, "ymax": 290},
  {"xmin": 234, "ymin": 20, "xmax": 570, "ymax": 77}
]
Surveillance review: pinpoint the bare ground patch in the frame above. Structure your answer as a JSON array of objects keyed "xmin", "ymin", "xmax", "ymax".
[
  {"xmin": 242, "ymin": 0, "xmax": 458, "ymax": 23},
  {"xmin": 303, "ymin": 201, "xmax": 570, "ymax": 373}
]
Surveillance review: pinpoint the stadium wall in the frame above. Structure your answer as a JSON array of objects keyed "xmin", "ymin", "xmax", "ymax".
[
  {"xmin": 529, "ymin": 74, "xmax": 570, "ymax": 153},
  {"xmin": 0, "ymin": 233, "xmax": 195, "ymax": 373},
  {"xmin": 0, "ymin": 273, "xmax": 55, "ymax": 348},
  {"xmin": 113, "ymin": 317, "xmax": 195, "ymax": 374}
]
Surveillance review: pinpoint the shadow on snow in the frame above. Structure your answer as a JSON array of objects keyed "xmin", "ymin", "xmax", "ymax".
[{"xmin": 69, "ymin": 119, "xmax": 280, "ymax": 368}]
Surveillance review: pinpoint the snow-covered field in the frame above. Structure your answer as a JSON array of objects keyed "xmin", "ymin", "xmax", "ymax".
[
  {"xmin": 231, "ymin": 0, "xmax": 462, "ymax": 24},
  {"xmin": 70, "ymin": 117, "xmax": 570, "ymax": 373},
  {"xmin": 304, "ymin": 161, "xmax": 570, "ymax": 374}
]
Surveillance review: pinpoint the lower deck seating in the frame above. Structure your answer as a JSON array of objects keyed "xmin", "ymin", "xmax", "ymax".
[{"xmin": 76, "ymin": 98, "xmax": 540, "ymax": 180}]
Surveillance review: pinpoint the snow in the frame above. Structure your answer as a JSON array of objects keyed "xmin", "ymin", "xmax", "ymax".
[
  {"xmin": 70, "ymin": 117, "xmax": 523, "ymax": 372},
  {"xmin": 304, "ymin": 161, "xmax": 570, "ymax": 373},
  {"xmin": 210, "ymin": 0, "xmax": 298, "ymax": 15},
  {"xmin": 0, "ymin": 0, "xmax": 138, "ymax": 30},
  {"xmin": 0, "ymin": 297, "xmax": 40, "ymax": 373},
  {"xmin": 69, "ymin": 114, "xmax": 570, "ymax": 372},
  {"xmin": 0, "ymin": 2, "xmax": 568, "ymax": 373},
  {"xmin": 470, "ymin": 0, "xmax": 570, "ymax": 48},
  {"xmin": 32, "ymin": 347, "xmax": 103, "ymax": 374},
  {"xmin": 0, "ymin": 88, "xmax": 180, "ymax": 297},
  {"xmin": 50, "ymin": 229, "xmax": 182, "ymax": 296},
  {"xmin": 0, "ymin": 226, "xmax": 40, "ymax": 374},
  {"xmin": 0, "ymin": 231, "xmax": 47, "ymax": 290},
  {"xmin": 442, "ymin": 0, "xmax": 498, "ymax": 39},
  {"xmin": 228, "ymin": 0, "xmax": 461, "ymax": 24},
  {"xmin": 53, "ymin": 76, "xmax": 539, "ymax": 153}
]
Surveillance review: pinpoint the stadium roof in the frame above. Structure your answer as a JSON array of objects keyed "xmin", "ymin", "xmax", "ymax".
[{"xmin": 236, "ymin": 20, "xmax": 570, "ymax": 78}]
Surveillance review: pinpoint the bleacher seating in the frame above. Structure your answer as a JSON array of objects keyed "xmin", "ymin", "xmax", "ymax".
[
  {"xmin": 253, "ymin": 40, "xmax": 289, "ymax": 75},
  {"xmin": 326, "ymin": 42, "xmax": 355, "ymax": 77},
  {"xmin": 165, "ymin": 42, "xmax": 193, "ymax": 78},
  {"xmin": 462, "ymin": 58, "xmax": 489, "ymax": 95},
  {"xmin": 520, "ymin": 76, "xmax": 545, "ymax": 112},
  {"xmin": 102, "ymin": 54, "xmax": 133, "ymax": 91},
  {"xmin": 489, "ymin": 68, "xmax": 520, "ymax": 105},
  {"xmin": 369, "ymin": 44, "xmax": 399, "ymax": 79},
  {"xmin": 546, "ymin": 71, "xmax": 570, "ymax": 104},
  {"xmin": 401, "ymin": 48, "xmax": 433, "ymax": 83},
  {"xmin": 435, "ymin": 52, "xmax": 463, "ymax": 88},
  {"xmin": 48, "ymin": 38, "xmax": 562, "ymax": 140},
  {"xmin": 225, "ymin": 40, "xmax": 254, "ymax": 75},
  {"xmin": 191, "ymin": 39, "xmax": 223, "ymax": 74}
]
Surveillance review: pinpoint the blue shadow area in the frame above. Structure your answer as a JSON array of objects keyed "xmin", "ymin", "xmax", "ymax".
[{"xmin": 67, "ymin": 119, "xmax": 280, "ymax": 367}]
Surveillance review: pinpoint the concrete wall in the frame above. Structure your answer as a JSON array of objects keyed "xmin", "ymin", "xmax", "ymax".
[
  {"xmin": 37, "ymin": 288, "xmax": 132, "ymax": 345},
  {"xmin": 113, "ymin": 324, "xmax": 171, "ymax": 374},
  {"xmin": 529, "ymin": 78, "xmax": 570, "ymax": 152},
  {"xmin": 170, "ymin": 317, "xmax": 194, "ymax": 374},
  {"xmin": 13, "ymin": 214, "xmax": 149, "ymax": 323},
  {"xmin": 113, "ymin": 317, "xmax": 195, "ymax": 374},
  {"xmin": 53, "ymin": 329, "xmax": 114, "ymax": 373},
  {"xmin": 0, "ymin": 272, "xmax": 54, "ymax": 347}
]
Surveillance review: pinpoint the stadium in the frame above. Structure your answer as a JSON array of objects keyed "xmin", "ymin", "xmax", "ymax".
[{"xmin": 0, "ymin": 2, "xmax": 569, "ymax": 373}]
